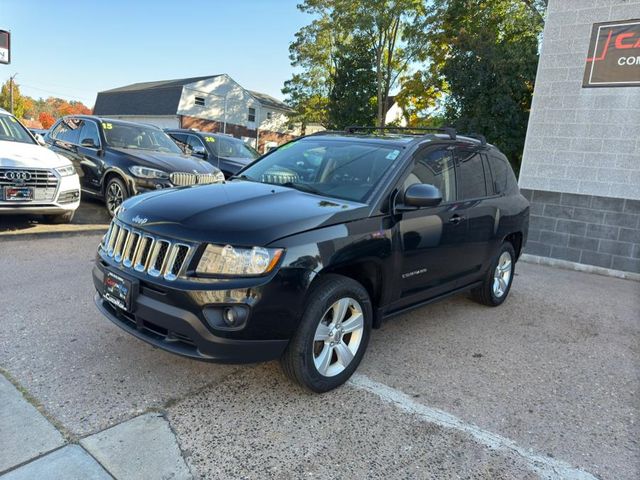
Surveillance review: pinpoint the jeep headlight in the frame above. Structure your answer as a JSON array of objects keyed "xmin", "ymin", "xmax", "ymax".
[
  {"xmin": 196, "ymin": 244, "xmax": 284, "ymax": 276},
  {"xmin": 129, "ymin": 165, "xmax": 169, "ymax": 179},
  {"xmin": 56, "ymin": 165, "xmax": 76, "ymax": 176}
]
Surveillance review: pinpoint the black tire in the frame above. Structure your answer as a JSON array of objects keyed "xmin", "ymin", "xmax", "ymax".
[
  {"xmin": 471, "ymin": 242, "xmax": 516, "ymax": 307},
  {"xmin": 281, "ymin": 274, "xmax": 372, "ymax": 393},
  {"xmin": 104, "ymin": 176, "xmax": 128, "ymax": 217},
  {"xmin": 44, "ymin": 211, "xmax": 75, "ymax": 224}
]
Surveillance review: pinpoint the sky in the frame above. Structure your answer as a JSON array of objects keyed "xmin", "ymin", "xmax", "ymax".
[{"xmin": 0, "ymin": 0, "xmax": 308, "ymax": 107}]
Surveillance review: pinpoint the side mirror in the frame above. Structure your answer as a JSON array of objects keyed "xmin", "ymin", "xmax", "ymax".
[
  {"xmin": 403, "ymin": 183, "xmax": 442, "ymax": 208},
  {"xmin": 191, "ymin": 145, "xmax": 207, "ymax": 158},
  {"xmin": 35, "ymin": 133, "xmax": 46, "ymax": 146},
  {"xmin": 81, "ymin": 138, "xmax": 98, "ymax": 148}
]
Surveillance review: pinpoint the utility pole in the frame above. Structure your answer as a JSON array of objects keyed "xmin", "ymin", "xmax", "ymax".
[{"xmin": 9, "ymin": 72, "xmax": 17, "ymax": 114}]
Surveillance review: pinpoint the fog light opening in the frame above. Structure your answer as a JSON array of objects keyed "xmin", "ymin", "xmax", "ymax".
[{"xmin": 223, "ymin": 307, "xmax": 237, "ymax": 326}]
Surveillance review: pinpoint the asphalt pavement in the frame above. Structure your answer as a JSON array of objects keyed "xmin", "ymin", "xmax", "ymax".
[{"xmin": 0, "ymin": 233, "xmax": 638, "ymax": 479}]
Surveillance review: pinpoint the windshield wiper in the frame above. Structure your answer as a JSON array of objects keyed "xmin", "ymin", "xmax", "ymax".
[
  {"xmin": 281, "ymin": 182, "xmax": 323, "ymax": 195},
  {"xmin": 229, "ymin": 174, "xmax": 256, "ymax": 181}
]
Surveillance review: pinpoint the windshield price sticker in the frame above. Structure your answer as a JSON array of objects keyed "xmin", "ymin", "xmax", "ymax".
[
  {"xmin": 205, "ymin": 137, "xmax": 215, "ymax": 143},
  {"xmin": 102, "ymin": 122, "xmax": 113, "ymax": 130}
]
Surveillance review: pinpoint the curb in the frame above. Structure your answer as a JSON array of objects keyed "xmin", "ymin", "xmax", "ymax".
[
  {"xmin": 520, "ymin": 253, "xmax": 640, "ymax": 282},
  {"xmin": 0, "ymin": 225, "xmax": 108, "ymax": 241}
]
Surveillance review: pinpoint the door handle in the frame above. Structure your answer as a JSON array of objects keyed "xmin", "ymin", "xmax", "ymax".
[{"xmin": 449, "ymin": 214, "xmax": 465, "ymax": 224}]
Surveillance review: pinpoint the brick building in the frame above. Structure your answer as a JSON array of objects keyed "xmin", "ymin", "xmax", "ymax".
[
  {"xmin": 520, "ymin": 0, "xmax": 640, "ymax": 274},
  {"xmin": 93, "ymin": 74, "xmax": 296, "ymax": 153}
]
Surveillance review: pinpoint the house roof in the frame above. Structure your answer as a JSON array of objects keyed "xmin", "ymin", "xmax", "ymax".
[
  {"xmin": 101, "ymin": 75, "xmax": 221, "ymax": 93},
  {"xmin": 247, "ymin": 90, "xmax": 293, "ymax": 112},
  {"xmin": 94, "ymin": 75, "xmax": 222, "ymax": 116},
  {"xmin": 93, "ymin": 75, "xmax": 293, "ymax": 116}
]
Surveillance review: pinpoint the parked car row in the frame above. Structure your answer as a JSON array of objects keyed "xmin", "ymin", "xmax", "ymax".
[{"xmin": 1, "ymin": 113, "xmax": 253, "ymax": 221}]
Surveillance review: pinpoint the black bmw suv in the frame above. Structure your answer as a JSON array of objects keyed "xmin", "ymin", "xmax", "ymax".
[
  {"xmin": 166, "ymin": 129, "xmax": 259, "ymax": 178},
  {"xmin": 46, "ymin": 116, "xmax": 224, "ymax": 215},
  {"xmin": 93, "ymin": 127, "xmax": 529, "ymax": 392}
]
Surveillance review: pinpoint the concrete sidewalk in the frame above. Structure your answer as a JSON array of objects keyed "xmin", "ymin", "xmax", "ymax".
[{"xmin": 0, "ymin": 375, "xmax": 191, "ymax": 480}]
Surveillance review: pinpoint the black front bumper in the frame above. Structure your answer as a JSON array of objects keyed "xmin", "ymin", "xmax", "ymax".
[{"xmin": 93, "ymin": 264, "xmax": 290, "ymax": 363}]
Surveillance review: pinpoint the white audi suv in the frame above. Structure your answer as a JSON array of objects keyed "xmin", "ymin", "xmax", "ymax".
[{"xmin": 0, "ymin": 108, "xmax": 80, "ymax": 223}]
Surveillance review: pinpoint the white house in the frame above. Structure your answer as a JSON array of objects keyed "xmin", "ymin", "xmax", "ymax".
[{"xmin": 93, "ymin": 74, "xmax": 296, "ymax": 151}]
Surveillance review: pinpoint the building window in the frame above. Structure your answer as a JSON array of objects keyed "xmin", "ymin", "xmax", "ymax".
[
  {"xmin": 266, "ymin": 111, "xmax": 273, "ymax": 120},
  {"xmin": 248, "ymin": 107, "xmax": 256, "ymax": 122},
  {"xmin": 195, "ymin": 97, "xmax": 205, "ymax": 106}
]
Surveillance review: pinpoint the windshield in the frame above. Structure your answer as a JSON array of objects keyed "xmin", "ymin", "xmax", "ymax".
[
  {"xmin": 0, "ymin": 114, "xmax": 36, "ymax": 145},
  {"xmin": 214, "ymin": 136, "xmax": 259, "ymax": 159},
  {"xmin": 103, "ymin": 121, "xmax": 182, "ymax": 154},
  {"xmin": 238, "ymin": 139, "xmax": 402, "ymax": 202}
]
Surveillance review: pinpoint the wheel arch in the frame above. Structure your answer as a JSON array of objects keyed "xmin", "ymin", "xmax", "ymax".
[
  {"xmin": 101, "ymin": 168, "xmax": 132, "ymax": 197},
  {"xmin": 312, "ymin": 260, "xmax": 385, "ymax": 329},
  {"xmin": 504, "ymin": 231, "xmax": 523, "ymax": 260}
]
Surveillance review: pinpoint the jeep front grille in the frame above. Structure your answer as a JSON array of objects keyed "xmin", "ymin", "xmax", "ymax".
[
  {"xmin": 0, "ymin": 168, "xmax": 59, "ymax": 202},
  {"xmin": 170, "ymin": 172, "xmax": 219, "ymax": 187},
  {"xmin": 101, "ymin": 220, "xmax": 193, "ymax": 281}
]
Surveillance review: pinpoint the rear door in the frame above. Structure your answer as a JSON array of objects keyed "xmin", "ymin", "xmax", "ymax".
[
  {"xmin": 452, "ymin": 146, "xmax": 498, "ymax": 287},
  {"xmin": 76, "ymin": 119, "xmax": 104, "ymax": 193}
]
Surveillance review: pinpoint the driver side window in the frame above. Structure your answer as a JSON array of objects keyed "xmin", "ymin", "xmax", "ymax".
[{"xmin": 405, "ymin": 147, "xmax": 456, "ymax": 203}]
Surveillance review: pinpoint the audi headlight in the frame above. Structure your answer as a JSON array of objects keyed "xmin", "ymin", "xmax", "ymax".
[
  {"xmin": 196, "ymin": 244, "xmax": 284, "ymax": 276},
  {"xmin": 56, "ymin": 165, "xmax": 76, "ymax": 176},
  {"xmin": 129, "ymin": 166, "xmax": 169, "ymax": 179}
]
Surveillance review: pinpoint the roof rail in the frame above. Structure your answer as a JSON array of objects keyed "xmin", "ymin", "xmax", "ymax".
[
  {"xmin": 344, "ymin": 125, "xmax": 457, "ymax": 141},
  {"xmin": 467, "ymin": 133, "xmax": 487, "ymax": 146}
]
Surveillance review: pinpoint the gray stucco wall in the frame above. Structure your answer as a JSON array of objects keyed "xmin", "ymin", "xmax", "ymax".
[{"xmin": 519, "ymin": 0, "xmax": 640, "ymax": 200}]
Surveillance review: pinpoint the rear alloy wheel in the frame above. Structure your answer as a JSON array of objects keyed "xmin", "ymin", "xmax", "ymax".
[
  {"xmin": 281, "ymin": 274, "xmax": 372, "ymax": 393},
  {"xmin": 105, "ymin": 177, "xmax": 127, "ymax": 217},
  {"xmin": 472, "ymin": 242, "xmax": 516, "ymax": 306}
]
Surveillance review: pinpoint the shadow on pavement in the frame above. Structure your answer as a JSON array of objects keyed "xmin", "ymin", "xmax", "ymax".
[{"xmin": 0, "ymin": 198, "xmax": 110, "ymax": 234}]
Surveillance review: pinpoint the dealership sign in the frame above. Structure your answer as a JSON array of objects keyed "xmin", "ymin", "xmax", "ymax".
[
  {"xmin": 583, "ymin": 19, "xmax": 640, "ymax": 87},
  {"xmin": 0, "ymin": 30, "xmax": 9, "ymax": 65}
]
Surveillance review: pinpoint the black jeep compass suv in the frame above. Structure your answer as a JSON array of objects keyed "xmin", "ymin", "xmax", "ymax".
[
  {"xmin": 93, "ymin": 127, "xmax": 529, "ymax": 392},
  {"xmin": 46, "ymin": 116, "xmax": 224, "ymax": 215}
]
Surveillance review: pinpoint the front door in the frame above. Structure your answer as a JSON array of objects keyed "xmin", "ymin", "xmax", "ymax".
[{"xmin": 396, "ymin": 145, "xmax": 470, "ymax": 306}]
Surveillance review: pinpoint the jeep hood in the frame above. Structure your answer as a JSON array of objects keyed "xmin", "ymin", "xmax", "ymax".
[
  {"xmin": 118, "ymin": 180, "xmax": 368, "ymax": 245},
  {"xmin": 0, "ymin": 141, "xmax": 72, "ymax": 169}
]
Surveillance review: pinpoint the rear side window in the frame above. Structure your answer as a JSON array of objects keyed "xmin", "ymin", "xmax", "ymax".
[
  {"xmin": 455, "ymin": 148, "xmax": 487, "ymax": 200},
  {"xmin": 79, "ymin": 120, "xmax": 101, "ymax": 147},
  {"xmin": 50, "ymin": 118, "xmax": 81, "ymax": 144},
  {"xmin": 405, "ymin": 147, "xmax": 456, "ymax": 203},
  {"xmin": 487, "ymin": 153, "xmax": 512, "ymax": 194}
]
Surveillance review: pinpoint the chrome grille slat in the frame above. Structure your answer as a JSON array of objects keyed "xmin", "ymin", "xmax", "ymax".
[
  {"xmin": 0, "ymin": 168, "xmax": 60, "ymax": 202},
  {"xmin": 101, "ymin": 220, "xmax": 193, "ymax": 281}
]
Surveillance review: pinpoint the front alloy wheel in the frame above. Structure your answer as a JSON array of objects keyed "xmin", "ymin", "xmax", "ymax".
[
  {"xmin": 313, "ymin": 298, "xmax": 364, "ymax": 377},
  {"xmin": 281, "ymin": 274, "xmax": 372, "ymax": 393}
]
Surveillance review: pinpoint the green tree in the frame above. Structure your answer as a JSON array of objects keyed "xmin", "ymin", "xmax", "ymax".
[
  {"xmin": 0, "ymin": 79, "xmax": 27, "ymax": 119},
  {"xmin": 328, "ymin": 39, "xmax": 377, "ymax": 129},
  {"xmin": 283, "ymin": 0, "xmax": 429, "ymax": 128},
  {"xmin": 427, "ymin": 0, "xmax": 544, "ymax": 172}
]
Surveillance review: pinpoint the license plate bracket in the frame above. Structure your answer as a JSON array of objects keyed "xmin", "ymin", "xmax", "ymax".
[
  {"xmin": 103, "ymin": 269, "xmax": 138, "ymax": 313},
  {"xmin": 4, "ymin": 186, "xmax": 33, "ymax": 201}
]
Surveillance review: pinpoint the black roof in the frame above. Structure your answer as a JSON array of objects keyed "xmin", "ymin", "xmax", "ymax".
[
  {"xmin": 94, "ymin": 76, "xmax": 222, "ymax": 116},
  {"xmin": 94, "ymin": 75, "xmax": 293, "ymax": 116}
]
